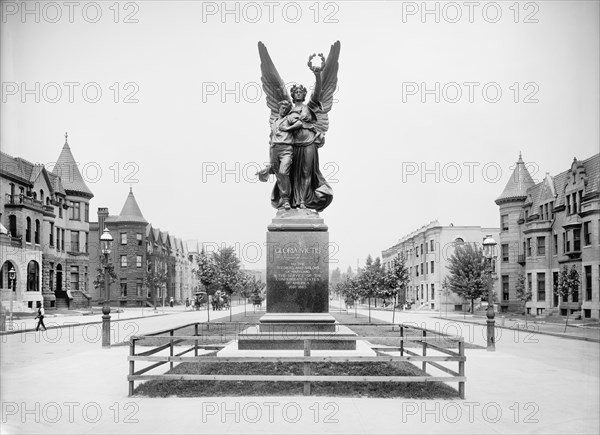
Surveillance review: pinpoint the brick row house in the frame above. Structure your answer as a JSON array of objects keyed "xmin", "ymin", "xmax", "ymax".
[
  {"xmin": 88, "ymin": 189, "xmax": 198, "ymax": 307},
  {"xmin": 496, "ymin": 153, "xmax": 600, "ymax": 319},
  {"xmin": 382, "ymin": 220, "xmax": 500, "ymax": 313},
  {"xmin": 1, "ymin": 135, "xmax": 93, "ymax": 312}
]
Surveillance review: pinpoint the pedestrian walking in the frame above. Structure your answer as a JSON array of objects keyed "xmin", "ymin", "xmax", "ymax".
[
  {"xmin": 169, "ymin": 297, "xmax": 174, "ymax": 308},
  {"xmin": 35, "ymin": 302, "xmax": 47, "ymax": 331}
]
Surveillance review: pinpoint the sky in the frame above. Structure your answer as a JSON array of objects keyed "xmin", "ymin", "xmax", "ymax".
[{"xmin": 1, "ymin": 0, "xmax": 598, "ymax": 271}]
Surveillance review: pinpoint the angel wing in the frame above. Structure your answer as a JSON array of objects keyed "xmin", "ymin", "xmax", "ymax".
[
  {"xmin": 312, "ymin": 40, "xmax": 341, "ymax": 135},
  {"xmin": 258, "ymin": 42, "xmax": 290, "ymax": 126}
]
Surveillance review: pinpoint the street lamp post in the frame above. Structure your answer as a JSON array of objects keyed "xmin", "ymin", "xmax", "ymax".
[
  {"xmin": 483, "ymin": 234, "xmax": 497, "ymax": 352},
  {"xmin": 100, "ymin": 227, "xmax": 113, "ymax": 348},
  {"xmin": 8, "ymin": 266, "xmax": 16, "ymax": 324}
]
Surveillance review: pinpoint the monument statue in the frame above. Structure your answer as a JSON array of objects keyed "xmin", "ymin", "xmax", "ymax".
[
  {"xmin": 237, "ymin": 40, "xmax": 355, "ymax": 348},
  {"xmin": 257, "ymin": 41, "xmax": 340, "ymax": 212}
]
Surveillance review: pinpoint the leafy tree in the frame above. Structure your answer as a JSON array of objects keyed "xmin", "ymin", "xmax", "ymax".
[
  {"xmin": 329, "ymin": 267, "xmax": 342, "ymax": 296},
  {"xmin": 212, "ymin": 246, "xmax": 242, "ymax": 321},
  {"xmin": 195, "ymin": 247, "xmax": 217, "ymax": 324},
  {"xmin": 446, "ymin": 243, "xmax": 490, "ymax": 314},
  {"xmin": 336, "ymin": 276, "xmax": 361, "ymax": 318},
  {"xmin": 514, "ymin": 271, "xmax": 532, "ymax": 326},
  {"xmin": 440, "ymin": 277, "xmax": 453, "ymax": 317},
  {"xmin": 381, "ymin": 254, "xmax": 410, "ymax": 329},
  {"xmin": 196, "ymin": 248, "xmax": 216, "ymax": 295},
  {"xmin": 356, "ymin": 255, "xmax": 384, "ymax": 322},
  {"xmin": 556, "ymin": 265, "xmax": 581, "ymax": 332},
  {"xmin": 145, "ymin": 268, "xmax": 167, "ymax": 307}
]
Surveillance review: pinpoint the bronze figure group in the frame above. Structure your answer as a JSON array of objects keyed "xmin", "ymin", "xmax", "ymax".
[{"xmin": 257, "ymin": 41, "xmax": 341, "ymax": 212}]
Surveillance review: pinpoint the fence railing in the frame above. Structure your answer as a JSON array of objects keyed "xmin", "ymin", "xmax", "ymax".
[{"xmin": 127, "ymin": 322, "xmax": 466, "ymax": 398}]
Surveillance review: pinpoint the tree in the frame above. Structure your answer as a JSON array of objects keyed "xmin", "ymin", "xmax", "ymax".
[
  {"xmin": 446, "ymin": 243, "xmax": 490, "ymax": 314},
  {"xmin": 382, "ymin": 254, "xmax": 410, "ymax": 330},
  {"xmin": 356, "ymin": 255, "xmax": 384, "ymax": 322},
  {"xmin": 235, "ymin": 271, "xmax": 259, "ymax": 316},
  {"xmin": 330, "ymin": 267, "xmax": 342, "ymax": 296},
  {"xmin": 145, "ymin": 268, "xmax": 167, "ymax": 308},
  {"xmin": 440, "ymin": 277, "xmax": 452, "ymax": 317},
  {"xmin": 247, "ymin": 276, "xmax": 266, "ymax": 313},
  {"xmin": 514, "ymin": 271, "xmax": 532, "ymax": 327},
  {"xmin": 195, "ymin": 248, "xmax": 217, "ymax": 324},
  {"xmin": 336, "ymin": 276, "xmax": 360, "ymax": 318},
  {"xmin": 212, "ymin": 246, "xmax": 242, "ymax": 321},
  {"xmin": 556, "ymin": 265, "xmax": 581, "ymax": 332},
  {"xmin": 196, "ymin": 248, "xmax": 216, "ymax": 294}
]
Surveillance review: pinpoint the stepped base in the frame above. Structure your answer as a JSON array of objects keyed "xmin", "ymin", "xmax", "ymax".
[{"xmin": 238, "ymin": 313, "xmax": 357, "ymax": 350}]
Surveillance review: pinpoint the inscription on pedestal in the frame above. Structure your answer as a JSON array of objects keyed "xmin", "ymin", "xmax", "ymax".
[{"xmin": 266, "ymin": 231, "xmax": 329, "ymax": 313}]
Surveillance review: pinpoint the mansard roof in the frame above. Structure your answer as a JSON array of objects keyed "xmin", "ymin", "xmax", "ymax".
[
  {"xmin": 496, "ymin": 153, "xmax": 536, "ymax": 204},
  {"xmin": 0, "ymin": 152, "xmax": 35, "ymax": 184},
  {"xmin": 114, "ymin": 189, "xmax": 148, "ymax": 224},
  {"xmin": 520, "ymin": 154, "xmax": 599, "ymax": 210},
  {"xmin": 53, "ymin": 137, "xmax": 94, "ymax": 198}
]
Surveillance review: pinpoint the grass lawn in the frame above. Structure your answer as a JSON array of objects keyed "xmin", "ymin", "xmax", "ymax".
[
  {"xmin": 132, "ymin": 309, "xmax": 464, "ymax": 398},
  {"xmin": 133, "ymin": 360, "xmax": 460, "ymax": 399}
]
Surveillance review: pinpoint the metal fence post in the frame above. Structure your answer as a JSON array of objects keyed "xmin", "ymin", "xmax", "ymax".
[
  {"xmin": 194, "ymin": 323, "xmax": 199, "ymax": 357},
  {"xmin": 303, "ymin": 339, "xmax": 311, "ymax": 396},
  {"xmin": 129, "ymin": 338, "xmax": 136, "ymax": 396},
  {"xmin": 170, "ymin": 330, "xmax": 174, "ymax": 370},
  {"xmin": 458, "ymin": 339, "xmax": 465, "ymax": 399},
  {"xmin": 400, "ymin": 326, "xmax": 404, "ymax": 356},
  {"xmin": 422, "ymin": 330, "xmax": 427, "ymax": 372}
]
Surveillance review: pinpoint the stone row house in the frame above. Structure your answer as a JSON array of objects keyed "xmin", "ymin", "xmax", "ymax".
[
  {"xmin": 496, "ymin": 153, "xmax": 600, "ymax": 319},
  {"xmin": 88, "ymin": 189, "xmax": 199, "ymax": 307},
  {"xmin": 1, "ymin": 136, "xmax": 93, "ymax": 312},
  {"xmin": 382, "ymin": 220, "xmax": 500, "ymax": 313}
]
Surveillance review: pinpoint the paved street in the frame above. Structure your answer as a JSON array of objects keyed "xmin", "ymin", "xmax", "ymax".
[{"xmin": 1, "ymin": 305, "xmax": 598, "ymax": 434}]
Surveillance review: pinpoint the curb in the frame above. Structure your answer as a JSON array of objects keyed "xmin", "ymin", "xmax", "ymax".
[
  {"xmin": 345, "ymin": 305, "xmax": 600, "ymax": 343},
  {"xmin": 0, "ymin": 312, "xmax": 177, "ymax": 336},
  {"xmin": 432, "ymin": 316, "xmax": 600, "ymax": 343}
]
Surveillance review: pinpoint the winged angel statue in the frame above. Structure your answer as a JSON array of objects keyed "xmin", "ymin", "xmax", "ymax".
[{"xmin": 257, "ymin": 41, "xmax": 340, "ymax": 212}]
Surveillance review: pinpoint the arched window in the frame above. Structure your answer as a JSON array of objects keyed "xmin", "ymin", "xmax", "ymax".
[
  {"xmin": 1, "ymin": 261, "xmax": 17, "ymax": 290},
  {"xmin": 26, "ymin": 217, "xmax": 31, "ymax": 243},
  {"xmin": 40, "ymin": 189, "xmax": 44, "ymax": 200},
  {"xmin": 46, "ymin": 197, "xmax": 51, "ymax": 206},
  {"xmin": 34, "ymin": 220, "xmax": 40, "ymax": 244},
  {"xmin": 27, "ymin": 261, "xmax": 39, "ymax": 291},
  {"xmin": 56, "ymin": 264, "xmax": 63, "ymax": 292},
  {"xmin": 9, "ymin": 215, "xmax": 17, "ymax": 237}
]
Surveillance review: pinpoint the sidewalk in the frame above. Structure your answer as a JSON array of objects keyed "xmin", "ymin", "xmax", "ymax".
[
  {"xmin": 0, "ymin": 306, "xmax": 188, "ymax": 335},
  {"xmin": 1, "ymin": 304, "xmax": 598, "ymax": 434},
  {"xmin": 349, "ymin": 303, "xmax": 600, "ymax": 342}
]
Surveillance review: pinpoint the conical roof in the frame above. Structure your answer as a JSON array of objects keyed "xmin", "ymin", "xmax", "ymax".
[
  {"xmin": 115, "ymin": 188, "xmax": 148, "ymax": 224},
  {"xmin": 52, "ymin": 134, "xmax": 94, "ymax": 198},
  {"xmin": 496, "ymin": 153, "xmax": 535, "ymax": 204}
]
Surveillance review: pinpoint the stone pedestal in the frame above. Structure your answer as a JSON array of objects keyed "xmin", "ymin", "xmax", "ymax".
[
  {"xmin": 265, "ymin": 209, "xmax": 329, "ymax": 313},
  {"xmin": 237, "ymin": 209, "xmax": 356, "ymax": 351}
]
